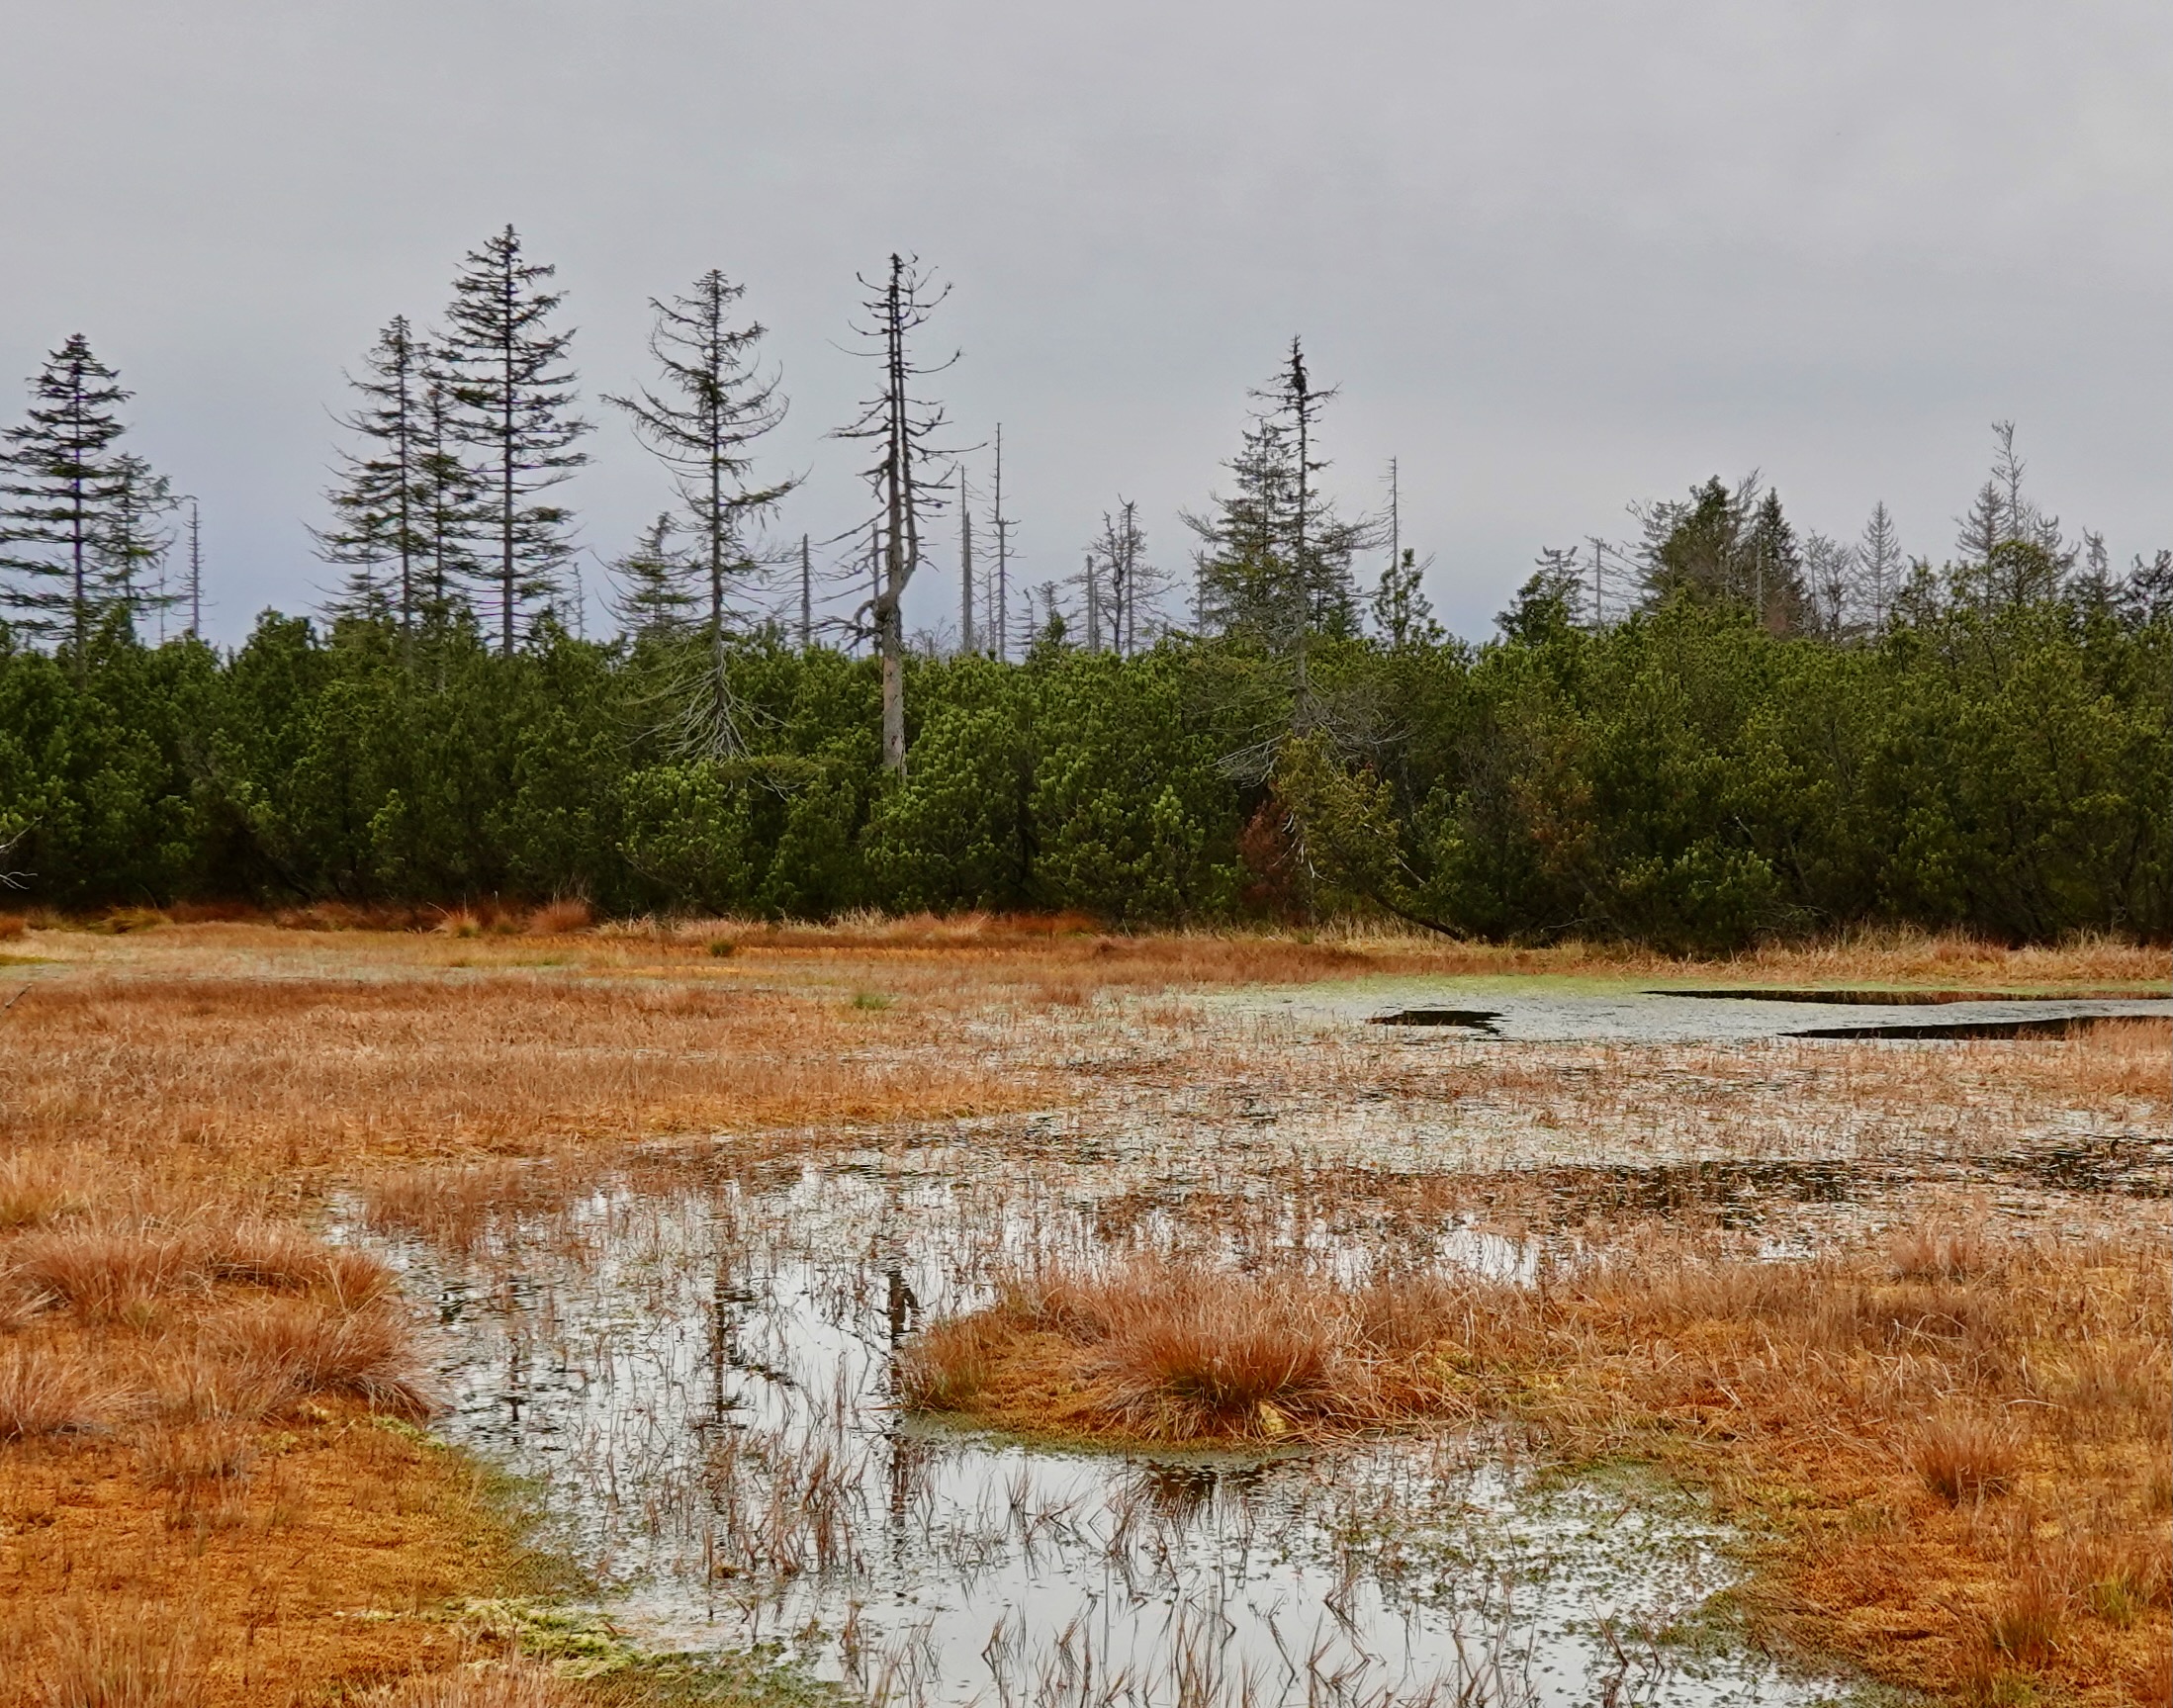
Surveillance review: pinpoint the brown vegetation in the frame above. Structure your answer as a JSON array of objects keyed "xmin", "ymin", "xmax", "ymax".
[
  {"xmin": 0, "ymin": 968, "xmax": 1029, "ymax": 1183},
  {"xmin": 906, "ymin": 1230, "xmax": 2170, "ymax": 1706},
  {"xmin": 0, "ymin": 919, "xmax": 2162, "ymax": 1702},
  {"xmin": 364, "ymin": 1665, "xmax": 570, "ymax": 1708}
]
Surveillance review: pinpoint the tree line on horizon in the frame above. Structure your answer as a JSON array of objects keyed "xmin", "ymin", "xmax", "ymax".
[{"xmin": 1, "ymin": 228, "xmax": 2167, "ymax": 944}]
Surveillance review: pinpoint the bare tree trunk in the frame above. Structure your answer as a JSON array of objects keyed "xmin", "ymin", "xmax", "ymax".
[
  {"xmin": 959, "ymin": 469, "xmax": 975, "ymax": 653},
  {"xmin": 992, "ymin": 424, "xmax": 1008, "ymax": 663},
  {"xmin": 838, "ymin": 252, "xmax": 951, "ymax": 773}
]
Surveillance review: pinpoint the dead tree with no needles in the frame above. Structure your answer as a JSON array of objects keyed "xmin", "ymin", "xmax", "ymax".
[{"xmin": 834, "ymin": 255, "xmax": 955, "ymax": 776}]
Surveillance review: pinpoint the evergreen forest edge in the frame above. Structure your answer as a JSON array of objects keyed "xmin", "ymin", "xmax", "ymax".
[{"xmin": 2, "ymin": 231, "xmax": 2167, "ymax": 949}]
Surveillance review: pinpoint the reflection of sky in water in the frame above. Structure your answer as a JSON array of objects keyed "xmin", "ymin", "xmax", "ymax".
[
  {"xmin": 1224, "ymin": 984, "xmax": 2167, "ymax": 1045},
  {"xmin": 357, "ymin": 1159, "xmax": 1856, "ymax": 1707}
]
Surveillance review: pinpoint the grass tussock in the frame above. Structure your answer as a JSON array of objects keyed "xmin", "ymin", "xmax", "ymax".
[
  {"xmin": 0, "ymin": 1600, "xmax": 207, "ymax": 1708},
  {"xmin": 902, "ymin": 1261, "xmax": 1480, "ymax": 1441},
  {"xmin": 209, "ymin": 1298, "xmax": 434, "ymax": 1418},
  {"xmin": 5, "ymin": 1221, "xmax": 399, "ymax": 1320},
  {"xmin": 362, "ymin": 1161, "xmax": 571, "ymax": 1253},
  {"xmin": 0, "ymin": 1149, "xmax": 91, "ymax": 1229},
  {"xmin": 909, "ymin": 1229, "xmax": 2170, "ymax": 1704},
  {"xmin": 524, "ymin": 899, "xmax": 592, "ymax": 936},
  {"xmin": 0, "ymin": 1342, "xmax": 106, "ymax": 1439},
  {"xmin": 1907, "ymin": 1409, "xmax": 2023, "ymax": 1503}
]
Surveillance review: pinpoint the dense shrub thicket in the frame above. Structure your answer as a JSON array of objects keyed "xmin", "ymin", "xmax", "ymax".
[{"xmin": 2, "ymin": 590, "xmax": 2165, "ymax": 949}]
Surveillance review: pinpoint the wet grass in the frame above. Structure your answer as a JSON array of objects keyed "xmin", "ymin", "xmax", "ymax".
[
  {"xmin": 907, "ymin": 1229, "xmax": 2171, "ymax": 1705},
  {"xmin": 0, "ymin": 919, "xmax": 2164, "ymax": 1704}
]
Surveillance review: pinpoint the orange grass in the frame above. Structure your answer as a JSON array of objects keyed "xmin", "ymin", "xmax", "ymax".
[
  {"xmin": 0, "ymin": 1415, "xmax": 559, "ymax": 1708},
  {"xmin": 0, "ymin": 970, "xmax": 1033, "ymax": 1183},
  {"xmin": 910, "ymin": 1230, "xmax": 2171, "ymax": 1706},
  {"xmin": 1, "ymin": 921, "xmax": 2163, "ymax": 1700},
  {"xmin": 0, "ymin": 1342, "xmax": 105, "ymax": 1440},
  {"xmin": 360, "ymin": 1662, "xmax": 569, "ymax": 1708}
]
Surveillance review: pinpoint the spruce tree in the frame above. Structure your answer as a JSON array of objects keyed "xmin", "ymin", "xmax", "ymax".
[
  {"xmin": 1186, "ymin": 339, "xmax": 1370, "ymax": 647},
  {"xmin": 608, "ymin": 270, "xmax": 796, "ymax": 640},
  {"xmin": 1087, "ymin": 500, "xmax": 1156, "ymax": 655},
  {"xmin": 436, "ymin": 226, "xmax": 589, "ymax": 653},
  {"xmin": 608, "ymin": 270, "xmax": 797, "ymax": 754},
  {"xmin": 1186, "ymin": 405, "xmax": 1296, "ymax": 640},
  {"xmin": 610, "ymin": 513, "xmax": 698, "ymax": 640},
  {"xmin": 98, "ymin": 452, "xmax": 180, "ymax": 625},
  {"xmin": 414, "ymin": 378, "xmax": 480, "ymax": 623},
  {"xmin": 1372, "ymin": 547, "xmax": 1441, "ymax": 648},
  {"xmin": 317, "ymin": 316, "xmax": 434, "ymax": 626},
  {"xmin": 1744, "ymin": 488, "xmax": 1808, "ymax": 632},
  {"xmin": 1637, "ymin": 473, "xmax": 1805, "ymax": 628},
  {"xmin": 0, "ymin": 335, "xmax": 134, "ymax": 650}
]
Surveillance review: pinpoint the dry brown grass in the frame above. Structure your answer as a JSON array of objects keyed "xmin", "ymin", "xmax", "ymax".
[
  {"xmin": 1906, "ymin": 1409, "xmax": 2023, "ymax": 1503},
  {"xmin": 524, "ymin": 899, "xmax": 592, "ymax": 937},
  {"xmin": 360, "ymin": 1663, "xmax": 569, "ymax": 1708},
  {"xmin": 3, "ymin": 1599, "xmax": 208, "ymax": 1708},
  {"xmin": 0, "ymin": 1415, "xmax": 554, "ymax": 1708},
  {"xmin": 0, "ymin": 1149, "xmax": 91, "ymax": 1230},
  {"xmin": 903, "ymin": 1264, "xmax": 1374, "ymax": 1439},
  {"xmin": 910, "ymin": 1228, "xmax": 2171, "ymax": 1706},
  {"xmin": 361, "ymin": 1161, "xmax": 579, "ymax": 1254},
  {"xmin": 0, "ymin": 970, "xmax": 1029, "ymax": 1184},
  {"xmin": 0, "ymin": 1342, "xmax": 105, "ymax": 1440},
  {"xmin": 0, "ymin": 920, "xmax": 2161, "ymax": 1702},
  {"xmin": 208, "ymin": 1299, "xmax": 433, "ymax": 1418}
]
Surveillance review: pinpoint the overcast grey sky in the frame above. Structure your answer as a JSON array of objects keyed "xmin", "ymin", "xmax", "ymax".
[{"xmin": 3, "ymin": 0, "xmax": 2167, "ymax": 645}]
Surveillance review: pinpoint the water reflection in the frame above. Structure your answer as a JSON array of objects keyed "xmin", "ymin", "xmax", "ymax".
[{"xmin": 357, "ymin": 1156, "xmax": 1848, "ymax": 1708}]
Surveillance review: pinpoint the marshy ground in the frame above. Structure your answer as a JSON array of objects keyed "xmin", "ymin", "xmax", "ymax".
[{"xmin": 0, "ymin": 915, "xmax": 2164, "ymax": 1707}]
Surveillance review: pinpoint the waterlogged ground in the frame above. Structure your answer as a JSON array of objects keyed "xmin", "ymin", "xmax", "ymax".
[
  {"xmin": 349, "ymin": 981, "xmax": 2167, "ymax": 1708},
  {"xmin": 361, "ymin": 1159, "xmax": 1847, "ymax": 1708}
]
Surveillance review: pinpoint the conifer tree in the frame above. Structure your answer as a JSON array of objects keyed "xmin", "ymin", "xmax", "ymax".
[
  {"xmin": 1087, "ymin": 500, "xmax": 1156, "ymax": 655},
  {"xmin": 436, "ymin": 226, "xmax": 590, "ymax": 653},
  {"xmin": 317, "ymin": 316, "xmax": 434, "ymax": 626},
  {"xmin": 1858, "ymin": 500, "xmax": 1902, "ymax": 630},
  {"xmin": 0, "ymin": 335, "xmax": 135, "ymax": 650},
  {"xmin": 1372, "ymin": 547, "xmax": 1441, "ymax": 648},
  {"xmin": 1744, "ymin": 488, "xmax": 1808, "ymax": 632},
  {"xmin": 414, "ymin": 378, "xmax": 480, "ymax": 622},
  {"xmin": 1636, "ymin": 472, "xmax": 1806, "ymax": 629},
  {"xmin": 1187, "ymin": 339, "xmax": 1370, "ymax": 649},
  {"xmin": 956, "ymin": 466, "xmax": 976, "ymax": 653},
  {"xmin": 610, "ymin": 513, "xmax": 697, "ymax": 640},
  {"xmin": 608, "ymin": 269, "xmax": 796, "ymax": 754},
  {"xmin": 98, "ymin": 452, "xmax": 180, "ymax": 624},
  {"xmin": 987, "ymin": 424, "xmax": 1015, "ymax": 663}
]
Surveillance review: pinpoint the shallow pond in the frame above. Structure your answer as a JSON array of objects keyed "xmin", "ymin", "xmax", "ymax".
[
  {"xmin": 1263, "ymin": 981, "xmax": 2166, "ymax": 1044},
  {"xmin": 356, "ymin": 1146, "xmax": 1865, "ymax": 1707}
]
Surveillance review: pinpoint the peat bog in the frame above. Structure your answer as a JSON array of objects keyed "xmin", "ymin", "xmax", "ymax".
[{"xmin": 0, "ymin": 921, "xmax": 2166, "ymax": 1707}]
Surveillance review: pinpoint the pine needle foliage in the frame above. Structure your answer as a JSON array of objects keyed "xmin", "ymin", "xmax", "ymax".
[
  {"xmin": 0, "ymin": 335, "xmax": 136, "ymax": 651},
  {"xmin": 435, "ymin": 226, "xmax": 590, "ymax": 654}
]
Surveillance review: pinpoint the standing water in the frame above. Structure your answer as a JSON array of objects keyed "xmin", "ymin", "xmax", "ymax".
[{"xmin": 356, "ymin": 1142, "xmax": 1860, "ymax": 1708}]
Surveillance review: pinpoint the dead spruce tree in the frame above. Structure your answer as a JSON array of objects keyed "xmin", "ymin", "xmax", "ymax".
[
  {"xmin": 436, "ymin": 226, "xmax": 589, "ymax": 653},
  {"xmin": 835, "ymin": 254, "xmax": 954, "ymax": 775},
  {"xmin": 608, "ymin": 268, "xmax": 797, "ymax": 757},
  {"xmin": 1088, "ymin": 498, "xmax": 1156, "ymax": 655}
]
